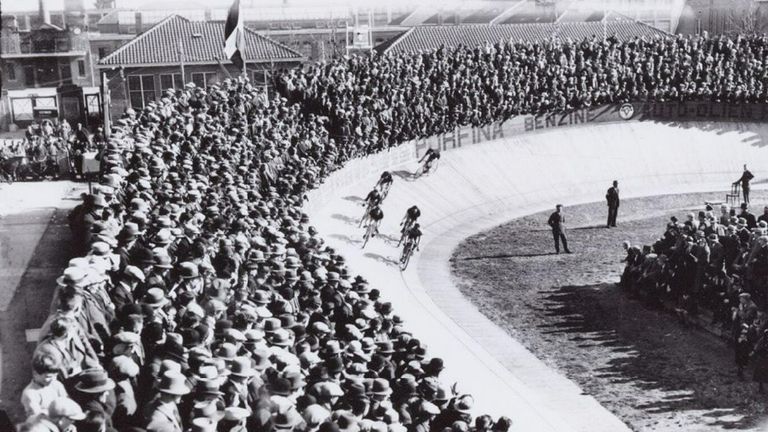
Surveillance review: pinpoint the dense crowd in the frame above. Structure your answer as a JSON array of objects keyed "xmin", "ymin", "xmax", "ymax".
[
  {"xmin": 620, "ymin": 202, "xmax": 768, "ymax": 389},
  {"xmin": 0, "ymin": 119, "xmax": 103, "ymax": 181},
  {"xmin": 280, "ymin": 33, "xmax": 768, "ymax": 149},
  {"xmin": 18, "ymin": 78, "xmax": 512, "ymax": 432}
]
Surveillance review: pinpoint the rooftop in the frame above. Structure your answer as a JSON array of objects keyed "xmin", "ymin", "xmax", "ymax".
[
  {"xmin": 98, "ymin": 14, "xmax": 304, "ymax": 67},
  {"xmin": 378, "ymin": 15, "xmax": 669, "ymax": 56}
]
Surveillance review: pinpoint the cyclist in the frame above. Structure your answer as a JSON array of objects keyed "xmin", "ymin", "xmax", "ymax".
[
  {"xmin": 376, "ymin": 171, "xmax": 394, "ymax": 198},
  {"xmin": 401, "ymin": 223, "xmax": 423, "ymax": 261},
  {"xmin": 418, "ymin": 148, "xmax": 441, "ymax": 176},
  {"xmin": 366, "ymin": 204, "xmax": 384, "ymax": 238},
  {"xmin": 399, "ymin": 205, "xmax": 421, "ymax": 245},
  {"xmin": 360, "ymin": 188, "xmax": 383, "ymax": 227}
]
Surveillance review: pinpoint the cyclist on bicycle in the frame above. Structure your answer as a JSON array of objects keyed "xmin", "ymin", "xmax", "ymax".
[
  {"xmin": 399, "ymin": 205, "xmax": 421, "ymax": 245},
  {"xmin": 402, "ymin": 223, "xmax": 423, "ymax": 256},
  {"xmin": 366, "ymin": 204, "xmax": 384, "ymax": 238},
  {"xmin": 418, "ymin": 148, "xmax": 441, "ymax": 175},
  {"xmin": 365, "ymin": 188, "xmax": 383, "ymax": 208},
  {"xmin": 377, "ymin": 171, "xmax": 393, "ymax": 191}
]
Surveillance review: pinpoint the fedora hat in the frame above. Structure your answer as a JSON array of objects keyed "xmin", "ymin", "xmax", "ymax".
[
  {"xmin": 273, "ymin": 408, "xmax": 302, "ymax": 429},
  {"xmin": 56, "ymin": 267, "xmax": 88, "ymax": 287},
  {"xmin": 48, "ymin": 397, "xmax": 86, "ymax": 421},
  {"xmin": 75, "ymin": 369, "xmax": 116, "ymax": 393},
  {"xmin": 142, "ymin": 288, "xmax": 169, "ymax": 308},
  {"xmin": 230, "ymin": 357, "xmax": 256, "ymax": 378},
  {"xmin": 158, "ymin": 371, "xmax": 190, "ymax": 395},
  {"xmin": 179, "ymin": 262, "xmax": 200, "ymax": 279},
  {"xmin": 269, "ymin": 377, "xmax": 293, "ymax": 396},
  {"xmin": 189, "ymin": 417, "xmax": 218, "ymax": 432}
]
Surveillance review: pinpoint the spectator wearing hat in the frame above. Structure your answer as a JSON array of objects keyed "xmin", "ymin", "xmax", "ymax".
[
  {"xmin": 220, "ymin": 357, "xmax": 260, "ymax": 410},
  {"xmin": 21, "ymin": 350, "xmax": 69, "ymax": 418},
  {"xmin": 32, "ymin": 397, "xmax": 87, "ymax": 432},
  {"xmin": 72, "ymin": 369, "xmax": 117, "ymax": 430},
  {"xmin": 36, "ymin": 317, "xmax": 101, "ymax": 381},
  {"xmin": 143, "ymin": 372, "xmax": 190, "ymax": 432},
  {"xmin": 113, "ymin": 266, "xmax": 145, "ymax": 312},
  {"xmin": 739, "ymin": 203, "xmax": 757, "ymax": 230},
  {"xmin": 109, "ymin": 355, "xmax": 140, "ymax": 429}
]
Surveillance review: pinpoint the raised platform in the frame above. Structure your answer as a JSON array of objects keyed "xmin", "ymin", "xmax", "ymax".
[{"xmin": 306, "ymin": 120, "xmax": 768, "ymax": 432}]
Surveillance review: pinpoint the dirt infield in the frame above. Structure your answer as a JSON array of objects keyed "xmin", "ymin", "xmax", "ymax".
[{"xmin": 451, "ymin": 191, "xmax": 768, "ymax": 432}]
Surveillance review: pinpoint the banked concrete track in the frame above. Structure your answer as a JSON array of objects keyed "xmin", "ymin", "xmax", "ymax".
[{"xmin": 305, "ymin": 121, "xmax": 768, "ymax": 432}]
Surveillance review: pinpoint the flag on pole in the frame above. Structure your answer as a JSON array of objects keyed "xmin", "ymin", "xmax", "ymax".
[{"xmin": 224, "ymin": 0, "xmax": 245, "ymax": 69}]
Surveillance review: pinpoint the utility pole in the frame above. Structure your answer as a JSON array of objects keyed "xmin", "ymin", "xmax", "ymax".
[
  {"xmin": 179, "ymin": 38, "xmax": 186, "ymax": 85},
  {"xmin": 100, "ymin": 69, "xmax": 110, "ymax": 138}
]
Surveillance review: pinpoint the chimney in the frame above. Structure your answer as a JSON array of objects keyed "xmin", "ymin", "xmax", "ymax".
[
  {"xmin": 135, "ymin": 11, "xmax": 143, "ymax": 33},
  {"xmin": 39, "ymin": 0, "xmax": 51, "ymax": 25},
  {"xmin": 204, "ymin": 8, "xmax": 212, "ymax": 21}
]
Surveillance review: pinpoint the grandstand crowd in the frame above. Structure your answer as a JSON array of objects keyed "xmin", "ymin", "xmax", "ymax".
[
  {"xmin": 14, "ymin": 31, "xmax": 768, "ymax": 431},
  {"xmin": 620, "ymin": 202, "xmax": 768, "ymax": 389},
  {"xmin": 282, "ymin": 33, "xmax": 768, "ymax": 148}
]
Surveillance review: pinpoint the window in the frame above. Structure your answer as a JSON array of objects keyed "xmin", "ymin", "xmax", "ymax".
[
  {"xmin": 7, "ymin": 63, "xmax": 16, "ymax": 81},
  {"xmin": 190, "ymin": 72, "xmax": 218, "ymax": 88},
  {"xmin": 77, "ymin": 60, "xmax": 86, "ymax": 77},
  {"xmin": 128, "ymin": 74, "xmax": 156, "ymax": 109},
  {"xmin": 160, "ymin": 73, "xmax": 183, "ymax": 90},
  {"xmin": 24, "ymin": 65, "xmax": 35, "ymax": 86}
]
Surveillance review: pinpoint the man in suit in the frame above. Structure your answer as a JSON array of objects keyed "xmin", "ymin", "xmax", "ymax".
[
  {"xmin": 606, "ymin": 180, "xmax": 620, "ymax": 228},
  {"xmin": 547, "ymin": 204, "xmax": 572, "ymax": 254},
  {"xmin": 734, "ymin": 164, "xmax": 755, "ymax": 204},
  {"xmin": 143, "ymin": 372, "xmax": 189, "ymax": 432}
]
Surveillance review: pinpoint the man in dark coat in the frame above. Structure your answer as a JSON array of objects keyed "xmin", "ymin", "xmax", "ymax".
[
  {"xmin": 734, "ymin": 164, "xmax": 755, "ymax": 204},
  {"xmin": 739, "ymin": 203, "xmax": 757, "ymax": 230},
  {"xmin": 547, "ymin": 204, "xmax": 572, "ymax": 254},
  {"xmin": 606, "ymin": 180, "xmax": 620, "ymax": 228}
]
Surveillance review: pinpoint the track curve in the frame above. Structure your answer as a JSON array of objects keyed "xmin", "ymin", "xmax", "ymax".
[{"xmin": 305, "ymin": 120, "xmax": 768, "ymax": 432}]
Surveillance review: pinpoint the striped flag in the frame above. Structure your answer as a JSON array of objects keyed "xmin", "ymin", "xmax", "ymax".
[{"xmin": 224, "ymin": 0, "xmax": 245, "ymax": 69}]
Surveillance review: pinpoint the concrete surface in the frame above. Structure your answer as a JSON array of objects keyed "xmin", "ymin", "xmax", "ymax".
[
  {"xmin": 306, "ymin": 120, "xmax": 768, "ymax": 432},
  {"xmin": 0, "ymin": 181, "xmax": 86, "ymax": 421}
]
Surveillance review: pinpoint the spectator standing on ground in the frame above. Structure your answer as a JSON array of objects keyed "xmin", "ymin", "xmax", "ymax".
[
  {"xmin": 547, "ymin": 204, "xmax": 572, "ymax": 254},
  {"xmin": 606, "ymin": 180, "xmax": 620, "ymax": 228},
  {"xmin": 734, "ymin": 164, "xmax": 755, "ymax": 204}
]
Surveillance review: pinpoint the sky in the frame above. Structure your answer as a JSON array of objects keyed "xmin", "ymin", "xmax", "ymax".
[{"xmin": 0, "ymin": 0, "xmax": 462, "ymax": 12}]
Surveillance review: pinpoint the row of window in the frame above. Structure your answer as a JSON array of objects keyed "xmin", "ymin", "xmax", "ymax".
[
  {"xmin": 127, "ymin": 70, "xmax": 274, "ymax": 108},
  {"xmin": 5, "ymin": 60, "xmax": 88, "ymax": 85},
  {"xmin": 127, "ymin": 72, "xmax": 222, "ymax": 108}
]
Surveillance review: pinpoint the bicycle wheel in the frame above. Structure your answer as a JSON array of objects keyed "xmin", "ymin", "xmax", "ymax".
[{"xmin": 362, "ymin": 224, "xmax": 373, "ymax": 248}]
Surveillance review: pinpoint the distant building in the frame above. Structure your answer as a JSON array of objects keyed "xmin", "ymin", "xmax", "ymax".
[
  {"xmin": 0, "ymin": 1, "xmax": 103, "ymax": 130},
  {"xmin": 376, "ymin": 14, "xmax": 670, "ymax": 56},
  {"xmin": 96, "ymin": 14, "xmax": 304, "ymax": 119}
]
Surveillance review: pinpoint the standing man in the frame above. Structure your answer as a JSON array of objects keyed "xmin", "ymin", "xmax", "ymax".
[
  {"xmin": 547, "ymin": 204, "xmax": 572, "ymax": 254},
  {"xmin": 734, "ymin": 164, "xmax": 754, "ymax": 204},
  {"xmin": 606, "ymin": 180, "xmax": 620, "ymax": 228}
]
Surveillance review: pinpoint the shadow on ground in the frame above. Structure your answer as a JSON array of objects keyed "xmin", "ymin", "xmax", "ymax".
[
  {"xmin": 538, "ymin": 283, "xmax": 758, "ymax": 429},
  {"xmin": 0, "ymin": 208, "xmax": 73, "ymax": 422}
]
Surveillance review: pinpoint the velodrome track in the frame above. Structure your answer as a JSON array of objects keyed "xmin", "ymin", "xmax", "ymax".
[{"xmin": 306, "ymin": 120, "xmax": 768, "ymax": 432}]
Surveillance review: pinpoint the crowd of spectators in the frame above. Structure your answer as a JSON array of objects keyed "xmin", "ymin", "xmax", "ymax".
[
  {"xmin": 620, "ymin": 202, "xmax": 768, "ymax": 389},
  {"xmin": 279, "ymin": 33, "xmax": 768, "ymax": 150},
  {"xmin": 18, "ymin": 77, "xmax": 512, "ymax": 432},
  {"xmin": 0, "ymin": 119, "xmax": 103, "ymax": 180}
]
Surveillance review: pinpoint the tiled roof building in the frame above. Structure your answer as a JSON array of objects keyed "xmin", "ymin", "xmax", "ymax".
[
  {"xmin": 99, "ymin": 14, "xmax": 303, "ymax": 66},
  {"xmin": 379, "ymin": 16, "xmax": 669, "ymax": 56}
]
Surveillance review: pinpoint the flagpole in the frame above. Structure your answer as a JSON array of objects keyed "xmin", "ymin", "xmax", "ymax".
[{"xmin": 179, "ymin": 37, "xmax": 186, "ymax": 86}]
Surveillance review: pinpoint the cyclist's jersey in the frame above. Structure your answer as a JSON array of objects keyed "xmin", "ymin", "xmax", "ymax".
[
  {"xmin": 380, "ymin": 172, "xmax": 393, "ymax": 184},
  {"xmin": 369, "ymin": 207, "xmax": 384, "ymax": 221},
  {"xmin": 366, "ymin": 190, "xmax": 382, "ymax": 205},
  {"xmin": 407, "ymin": 227, "xmax": 422, "ymax": 240},
  {"xmin": 406, "ymin": 207, "xmax": 421, "ymax": 220}
]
